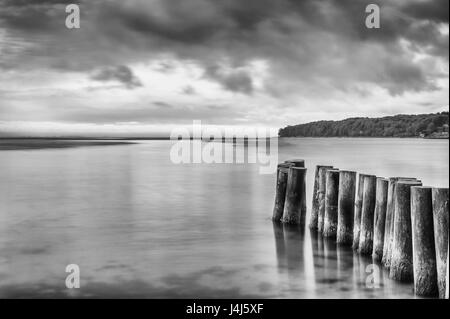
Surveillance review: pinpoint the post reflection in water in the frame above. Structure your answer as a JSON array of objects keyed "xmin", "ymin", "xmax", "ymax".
[
  {"xmin": 273, "ymin": 223, "xmax": 305, "ymax": 275},
  {"xmin": 336, "ymin": 243, "xmax": 355, "ymax": 291},
  {"xmin": 354, "ymin": 253, "xmax": 387, "ymax": 298},
  {"xmin": 322, "ymin": 237, "xmax": 338, "ymax": 287},
  {"xmin": 272, "ymin": 221, "xmax": 287, "ymax": 272},
  {"xmin": 272, "ymin": 222, "xmax": 407, "ymax": 298}
]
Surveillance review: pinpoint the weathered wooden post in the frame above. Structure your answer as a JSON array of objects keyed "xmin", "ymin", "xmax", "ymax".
[
  {"xmin": 382, "ymin": 177, "xmax": 399, "ymax": 268},
  {"xmin": 323, "ymin": 169, "xmax": 340, "ymax": 239},
  {"xmin": 432, "ymin": 188, "xmax": 449, "ymax": 299},
  {"xmin": 318, "ymin": 166, "xmax": 336, "ymax": 234},
  {"xmin": 390, "ymin": 180, "xmax": 422, "ymax": 282},
  {"xmin": 285, "ymin": 159, "xmax": 305, "ymax": 168},
  {"xmin": 272, "ymin": 163, "xmax": 294, "ymax": 221},
  {"xmin": 352, "ymin": 173, "xmax": 367, "ymax": 250},
  {"xmin": 310, "ymin": 165, "xmax": 333, "ymax": 231},
  {"xmin": 411, "ymin": 186, "xmax": 438, "ymax": 297},
  {"xmin": 285, "ymin": 159, "xmax": 307, "ymax": 221},
  {"xmin": 382, "ymin": 177, "xmax": 417, "ymax": 268},
  {"xmin": 358, "ymin": 175, "xmax": 377, "ymax": 255},
  {"xmin": 282, "ymin": 167, "xmax": 307, "ymax": 225},
  {"xmin": 373, "ymin": 178, "xmax": 389, "ymax": 262},
  {"xmin": 337, "ymin": 170, "xmax": 356, "ymax": 245}
]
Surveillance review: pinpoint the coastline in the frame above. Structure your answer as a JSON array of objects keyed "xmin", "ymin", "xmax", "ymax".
[
  {"xmin": 0, "ymin": 139, "xmax": 136, "ymax": 151},
  {"xmin": 278, "ymin": 136, "xmax": 449, "ymax": 139}
]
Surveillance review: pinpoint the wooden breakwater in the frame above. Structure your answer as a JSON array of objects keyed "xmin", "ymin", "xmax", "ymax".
[{"xmin": 272, "ymin": 159, "xmax": 449, "ymax": 298}]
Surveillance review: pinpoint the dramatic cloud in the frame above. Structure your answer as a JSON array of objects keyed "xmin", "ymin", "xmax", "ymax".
[
  {"xmin": 204, "ymin": 65, "xmax": 254, "ymax": 94},
  {"xmin": 91, "ymin": 65, "xmax": 142, "ymax": 89},
  {"xmin": 0, "ymin": 0, "xmax": 448, "ymax": 136}
]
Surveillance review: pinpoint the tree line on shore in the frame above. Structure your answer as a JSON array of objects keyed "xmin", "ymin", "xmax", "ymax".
[{"xmin": 278, "ymin": 112, "xmax": 449, "ymax": 138}]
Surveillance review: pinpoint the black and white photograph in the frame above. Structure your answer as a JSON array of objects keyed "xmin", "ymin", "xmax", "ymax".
[{"xmin": 0, "ymin": 0, "xmax": 448, "ymax": 306}]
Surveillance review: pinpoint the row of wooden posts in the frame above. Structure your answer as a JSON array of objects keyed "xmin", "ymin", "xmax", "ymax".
[{"xmin": 273, "ymin": 159, "xmax": 449, "ymax": 298}]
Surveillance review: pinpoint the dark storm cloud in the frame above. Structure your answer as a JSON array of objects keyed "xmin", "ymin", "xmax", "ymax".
[
  {"xmin": 1, "ymin": 0, "xmax": 79, "ymax": 4},
  {"xmin": 0, "ymin": 1, "xmax": 62, "ymax": 31},
  {"xmin": 108, "ymin": 2, "xmax": 221, "ymax": 45},
  {"xmin": 380, "ymin": 58, "xmax": 439, "ymax": 95},
  {"xmin": 0, "ymin": 0, "xmax": 448, "ymax": 96},
  {"xmin": 405, "ymin": 0, "xmax": 449, "ymax": 23},
  {"xmin": 91, "ymin": 65, "xmax": 142, "ymax": 89},
  {"xmin": 204, "ymin": 65, "xmax": 254, "ymax": 94},
  {"xmin": 104, "ymin": 0, "xmax": 447, "ymax": 57}
]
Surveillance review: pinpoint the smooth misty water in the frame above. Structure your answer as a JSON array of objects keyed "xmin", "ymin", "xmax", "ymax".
[{"xmin": 0, "ymin": 138, "xmax": 448, "ymax": 298}]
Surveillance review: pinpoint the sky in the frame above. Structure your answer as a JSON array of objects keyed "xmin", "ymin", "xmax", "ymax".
[{"xmin": 0, "ymin": 0, "xmax": 448, "ymax": 137}]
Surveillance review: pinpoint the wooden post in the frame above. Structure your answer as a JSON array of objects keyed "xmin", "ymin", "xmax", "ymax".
[
  {"xmin": 352, "ymin": 173, "xmax": 367, "ymax": 250},
  {"xmin": 272, "ymin": 163, "xmax": 294, "ymax": 221},
  {"xmin": 446, "ymin": 244, "xmax": 449, "ymax": 299},
  {"xmin": 432, "ymin": 188, "xmax": 449, "ymax": 299},
  {"xmin": 318, "ymin": 166, "xmax": 336, "ymax": 234},
  {"xmin": 411, "ymin": 186, "xmax": 438, "ymax": 297},
  {"xmin": 284, "ymin": 159, "xmax": 305, "ymax": 168},
  {"xmin": 358, "ymin": 175, "xmax": 377, "ymax": 255},
  {"xmin": 323, "ymin": 169, "xmax": 340, "ymax": 239},
  {"xmin": 382, "ymin": 177, "xmax": 399, "ymax": 268},
  {"xmin": 382, "ymin": 177, "xmax": 417, "ymax": 268},
  {"xmin": 337, "ymin": 170, "xmax": 356, "ymax": 245},
  {"xmin": 310, "ymin": 165, "xmax": 333, "ymax": 231},
  {"xmin": 285, "ymin": 159, "xmax": 307, "ymax": 221},
  {"xmin": 372, "ymin": 178, "xmax": 389, "ymax": 262},
  {"xmin": 390, "ymin": 180, "xmax": 422, "ymax": 282},
  {"xmin": 282, "ymin": 167, "xmax": 307, "ymax": 225}
]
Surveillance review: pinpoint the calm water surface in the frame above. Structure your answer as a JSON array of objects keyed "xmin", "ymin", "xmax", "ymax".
[{"xmin": 0, "ymin": 138, "xmax": 448, "ymax": 298}]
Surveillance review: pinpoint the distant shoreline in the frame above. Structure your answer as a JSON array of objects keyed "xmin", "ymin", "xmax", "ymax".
[
  {"xmin": 0, "ymin": 139, "xmax": 136, "ymax": 151},
  {"xmin": 278, "ymin": 136, "xmax": 449, "ymax": 140},
  {"xmin": 278, "ymin": 112, "xmax": 449, "ymax": 139},
  {"xmin": 0, "ymin": 137, "xmax": 170, "ymax": 141}
]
